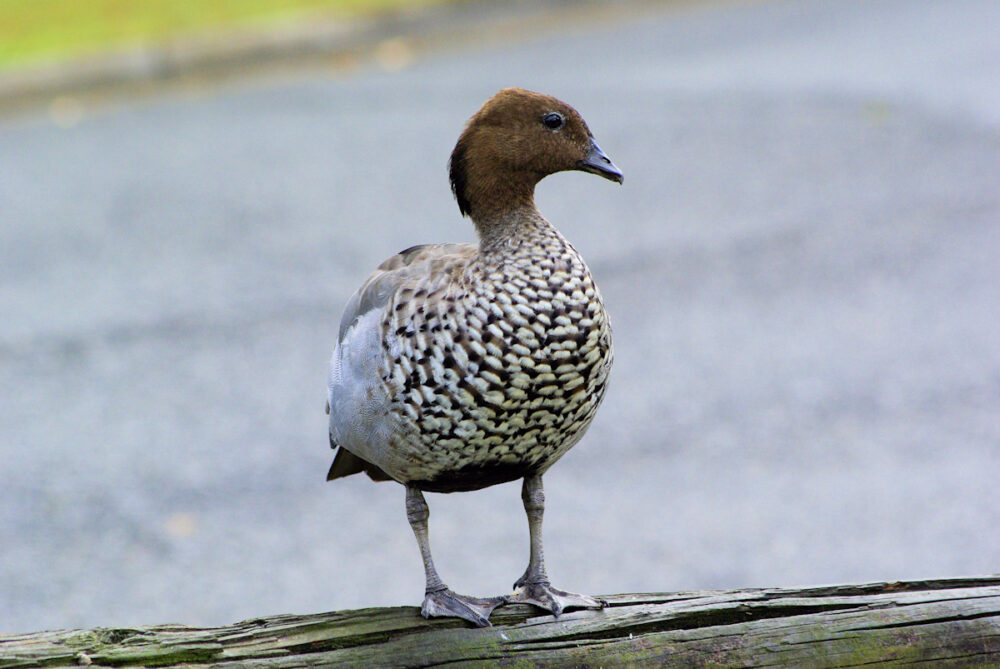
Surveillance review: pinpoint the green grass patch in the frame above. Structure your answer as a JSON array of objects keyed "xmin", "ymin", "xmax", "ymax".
[{"xmin": 0, "ymin": 0, "xmax": 443, "ymax": 70}]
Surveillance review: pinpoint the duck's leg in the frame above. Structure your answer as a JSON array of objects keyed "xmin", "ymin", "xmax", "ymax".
[
  {"xmin": 506, "ymin": 474, "xmax": 607, "ymax": 616},
  {"xmin": 405, "ymin": 485, "xmax": 503, "ymax": 627}
]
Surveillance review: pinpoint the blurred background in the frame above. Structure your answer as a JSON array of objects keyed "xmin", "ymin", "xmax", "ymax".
[{"xmin": 1, "ymin": 0, "xmax": 998, "ymax": 635}]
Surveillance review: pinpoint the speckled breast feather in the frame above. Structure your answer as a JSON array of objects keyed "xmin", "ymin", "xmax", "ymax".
[{"xmin": 329, "ymin": 213, "xmax": 613, "ymax": 492}]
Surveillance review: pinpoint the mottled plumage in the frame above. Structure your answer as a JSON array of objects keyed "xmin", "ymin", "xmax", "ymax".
[
  {"xmin": 328, "ymin": 222, "xmax": 612, "ymax": 491},
  {"xmin": 326, "ymin": 88, "xmax": 621, "ymax": 627}
]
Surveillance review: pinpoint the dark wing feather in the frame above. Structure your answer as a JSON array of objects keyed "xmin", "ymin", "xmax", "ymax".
[{"xmin": 326, "ymin": 440, "xmax": 392, "ymax": 482}]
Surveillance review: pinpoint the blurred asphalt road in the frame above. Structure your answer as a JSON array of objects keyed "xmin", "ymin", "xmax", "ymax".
[{"xmin": 2, "ymin": 0, "xmax": 998, "ymax": 634}]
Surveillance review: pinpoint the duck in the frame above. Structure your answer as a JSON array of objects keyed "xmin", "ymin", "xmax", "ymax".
[{"xmin": 326, "ymin": 87, "xmax": 622, "ymax": 627}]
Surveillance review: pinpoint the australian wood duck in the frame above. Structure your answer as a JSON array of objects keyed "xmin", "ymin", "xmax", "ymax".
[{"xmin": 326, "ymin": 87, "xmax": 622, "ymax": 627}]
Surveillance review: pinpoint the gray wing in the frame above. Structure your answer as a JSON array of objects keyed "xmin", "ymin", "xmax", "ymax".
[{"xmin": 326, "ymin": 243, "xmax": 475, "ymax": 482}]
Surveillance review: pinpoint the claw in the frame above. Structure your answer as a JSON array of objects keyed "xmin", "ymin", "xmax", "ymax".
[
  {"xmin": 506, "ymin": 579, "xmax": 606, "ymax": 617},
  {"xmin": 421, "ymin": 587, "xmax": 505, "ymax": 627}
]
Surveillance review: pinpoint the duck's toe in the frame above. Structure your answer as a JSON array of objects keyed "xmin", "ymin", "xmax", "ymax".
[
  {"xmin": 506, "ymin": 580, "xmax": 607, "ymax": 617},
  {"xmin": 420, "ymin": 587, "xmax": 505, "ymax": 627}
]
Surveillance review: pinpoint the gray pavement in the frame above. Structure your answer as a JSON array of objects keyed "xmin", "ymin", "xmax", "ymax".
[{"xmin": 2, "ymin": 0, "xmax": 999, "ymax": 634}]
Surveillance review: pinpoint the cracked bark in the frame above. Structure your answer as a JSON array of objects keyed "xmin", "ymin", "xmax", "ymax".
[{"xmin": 3, "ymin": 577, "xmax": 1000, "ymax": 668}]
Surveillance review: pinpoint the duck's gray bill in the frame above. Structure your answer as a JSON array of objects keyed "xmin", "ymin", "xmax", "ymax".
[{"xmin": 579, "ymin": 139, "xmax": 623, "ymax": 184}]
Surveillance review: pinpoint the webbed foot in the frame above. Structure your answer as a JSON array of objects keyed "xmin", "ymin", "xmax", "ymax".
[
  {"xmin": 421, "ymin": 586, "xmax": 505, "ymax": 627},
  {"xmin": 507, "ymin": 575, "xmax": 607, "ymax": 617}
]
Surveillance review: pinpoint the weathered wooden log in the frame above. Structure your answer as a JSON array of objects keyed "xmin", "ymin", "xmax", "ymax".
[{"xmin": 3, "ymin": 577, "xmax": 1000, "ymax": 667}]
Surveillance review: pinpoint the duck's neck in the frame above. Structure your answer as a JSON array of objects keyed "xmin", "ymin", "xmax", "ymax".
[
  {"xmin": 460, "ymin": 160, "xmax": 546, "ymax": 240},
  {"xmin": 472, "ymin": 200, "xmax": 564, "ymax": 256}
]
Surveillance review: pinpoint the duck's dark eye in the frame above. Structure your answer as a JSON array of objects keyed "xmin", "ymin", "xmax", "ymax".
[{"xmin": 542, "ymin": 112, "xmax": 564, "ymax": 130}]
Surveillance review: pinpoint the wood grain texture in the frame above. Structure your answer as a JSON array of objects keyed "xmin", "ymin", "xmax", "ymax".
[{"xmin": 3, "ymin": 578, "xmax": 1000, "ymax": 667}]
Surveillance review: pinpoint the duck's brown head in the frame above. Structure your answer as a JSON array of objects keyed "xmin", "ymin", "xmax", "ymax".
[{"xmin": 449, "ymin": 88, "xmax": 622, "ymax": 224}]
